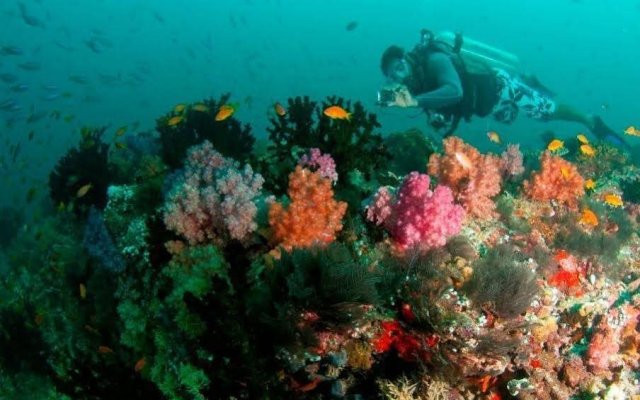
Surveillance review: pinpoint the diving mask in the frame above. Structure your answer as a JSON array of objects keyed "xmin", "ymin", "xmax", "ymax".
[{"xmin": 387, "ymin": 57, "xmax": 410, "ymax": 82}]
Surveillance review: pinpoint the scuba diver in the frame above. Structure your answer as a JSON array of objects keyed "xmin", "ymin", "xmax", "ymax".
[{"xmin": 379, "ymin": 30, "xmax": 627, "ymax": 147}]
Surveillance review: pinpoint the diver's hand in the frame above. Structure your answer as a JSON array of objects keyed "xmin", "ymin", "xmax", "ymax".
[{"xmin": 388, "ymin": 86, "xmax": 418, "ymax": 108}]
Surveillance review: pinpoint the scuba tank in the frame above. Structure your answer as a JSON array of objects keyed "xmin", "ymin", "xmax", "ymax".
[{"xmin": 424, "ymin": 30, "xmax": 521, "ymax": 74}]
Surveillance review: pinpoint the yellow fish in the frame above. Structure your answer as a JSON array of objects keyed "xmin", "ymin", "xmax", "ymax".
[
  {"xmin": 624, "ymin": 126, "xmax": 640, "ymax": 136},
  {"xmin": 115, "ymin": 126, "xmax": 127, "ymax": 136},
  {"xmin": 167, "ymin": 115, "xmax": 183, "ymax": 126},
  {"xmin": 174, "ymin": 103, "xmax": 186, "ymax": 113},
  {"xmin": 576, "ymin": 134, "xmax": 589, "ymax": 144},
  {"xmin": 215, "ymin": 104, "xmax": 235, "ymax": 121},
  {"xmin": 115, "ymin": 141, "xmax": 127, "ymax": 150},
  {"xmin": 603, "ymin": 193, "xmax": 623, "ymax": 208},
  {"xmin": 192, "ymin": 103, "xmax": 209, "ymax": 112},
  {"xmin": 323, "ymin": 105, "xmax": 351, "ymax": 120},
  {"xmin": 579, "ymin": 144, "xmax": 596, "ymax": 157},
  {"xmin": 486, "ymin": 131, "xmax": 501, "ymax": 144},
  {"xmin": 584, "ymin": 179, "xmax": 596, "ymax": 190},
  {"xmin": 560, "ymin": 166, "xmax": 571, "ymax": 179},
  {"xmin": 79, "ymin": 283, "xmax": 87, "ymax": 299},
  {"xmin": 547, "ymin": 139, "xmax": 564, "ymax": 152},
  {"xmin": 579, "ymin": 208, "xmax": 598, "ymax": 227},
  {"xmin": 274, "ymin": 102, "xmax": 287, "ymax": 116},
  {"xmin": 76, "ymin": 183, "xmax": 92, "ymax": 198}
]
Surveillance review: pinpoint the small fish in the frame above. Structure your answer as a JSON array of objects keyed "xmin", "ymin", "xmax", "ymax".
[
  {"xmin": 579, "ymin": 208, "xmax": 598, "ymax": 227},
  {"xmin": 57, "ymin": 202, "xmax": 66, "ymax": 212},
  {"xmin": 0, "ymin": 73, "xmax": 19, "ymax": 84},
  {"xmin": 63, "ymin": 114, "xmax": 75, "ymax": 123},
  {"xmin": 1, "ymin": 45, "xmax": 24, "ymax": 56},
  {"xmin": 274, "ymin": 102, "xmax": 286, "ymax": 116},
  {"xmin": 76, "ymin": 183, "xmax": 92, "ymax": 198},
  {"xmin": 215, "ymin": 104, "xmax": 235, "ymax": 121},
  {"xmin": 345, "ymin": 21, "xmax": 359, "ymax": 31},
  {"xmin": 584, "ymin": 179, "xmax": 596, "ymax": 190},
  {"xmin": 576, "ymin": 134, "xmax": 589, "ymax": 144},
  {"xmin": 10, "ymin": 83, "xmax": 29, "ymax": 93},
  {"xmin": 34, "ymin": 313, "xmax": 44, "ymax": 326},
  {"xmin": 454, "ymin": 151, "xmax": 472, "ymax": 170},
  {"xmin": 547, "ymin": 139, "xmax": 564, "ymax": 152},
  {"xmin": 115, "ymin": 126, "xmax": 127, "ymax": 136},
  {"xmin": 486, "ymin": 130, "xmax": 501, "ymax": 144},
  {"xmin": 79, "ymin": 283, "xmax": 87, "ymax": 299},
  {"xmin": 18, "ymin": 61, "xmax": 41, "ymax": 71},
  {"xmin": 98, "ymin": 345, "xmax": 114, "ymax": 354},
  {"xmin": 174, "ymin": 103, "xmax": 186, "ymax": 113},
  {"xmin": 134, "ymin": 357, "xmax": 146, "ymax": 372},
  {"xmin": 624, "ymin": 126, "xmax": 640, "ymax": 137},
  {"xmin": 167, "ymin": 115, "xmax": 183, "ymax": 126},
  {"xmin": 603, "ymin": 193, "xmax": 623, "ymax": 208},
  {"xmin": 323, "ymin": 105, "xmax": 351, "ymax": 120},
  {"xmin": 192, "ymin": 103, "xmax": 208, "ymax": 112},
  {"xmin": 114, "ymin": 141, "xmax": 127, "ymax": 150},
  {"xmin": 579, "ymin": 144, "xmax": 595, "ymax": 157},
  {"xmin": 560, "ymin": 166, "xmax": 571, "ymax": 179},
  {"xmin": 28, "ymin": 130, "xmax": 34, "ymax": 141}
]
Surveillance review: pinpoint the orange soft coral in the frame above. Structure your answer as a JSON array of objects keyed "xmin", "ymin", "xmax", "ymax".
[
  {"xmin": 427, "ymin": 136, "xmax": 502, "ymax": 219},
  {"xmin": 523, "ymin": 151, "xmax": 584, "ymax": 210},
  {"xmin": 269, "ymin": 166, "xmax": 347, "ymax": 252}
]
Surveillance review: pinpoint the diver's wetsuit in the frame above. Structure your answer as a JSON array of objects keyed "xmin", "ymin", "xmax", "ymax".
[{"xmin": 413, "ymin": 52, "xmax": 463, "ymax": 110}]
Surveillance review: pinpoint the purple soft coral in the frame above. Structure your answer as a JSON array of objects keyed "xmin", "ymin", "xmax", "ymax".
[
  {"xmin": 163, "ymin": 141, "xmax": 264, "ymax": 246},
  {"xmin": 298, "ymin": 148, "xmax": 338, "ymax": 184}
]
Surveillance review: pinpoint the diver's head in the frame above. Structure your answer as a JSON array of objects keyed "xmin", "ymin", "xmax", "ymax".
[{"xmin": 381, "ymin": 45, "xmax": 411, "ymax": 83}]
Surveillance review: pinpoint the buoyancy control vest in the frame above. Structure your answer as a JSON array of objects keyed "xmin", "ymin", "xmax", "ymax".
[{"xmin": 402, "ymin": 30, "xmax": 514, "ymax": 135}]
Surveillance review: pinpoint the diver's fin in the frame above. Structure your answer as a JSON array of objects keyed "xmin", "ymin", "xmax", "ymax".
[
  {"xmin": 519, "ymin": 74, "xmax": 556, "ymax": 98},
  {"xmin": 591, "ymin": 116, "xmax": 631, "ymax": 152}
]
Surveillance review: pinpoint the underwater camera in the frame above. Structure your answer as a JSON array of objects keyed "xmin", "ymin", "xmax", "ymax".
[{"xmin": 376, "ymin": 87, "xmax": 397, "ymax": 106}]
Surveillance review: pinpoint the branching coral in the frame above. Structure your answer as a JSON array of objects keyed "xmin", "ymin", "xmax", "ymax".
[
  {"xmin": 269, "ymin": 166, "xmax": 347, "ymax": 252},
  {"xmin": 163, "ymin": 140, "xmax": 264, "ymax": 247},
  {"xmin": 366, "ymin": 172, "xmax": 465, "ymax": 252},
  {"xmin": 48, "ymin": 127, "xmax": 115, "ymax": 216},
  {"xmin": 427, "ymin": 136, "xmax": 503, "ymax": 219},
  {"xmin": 523, "ymin": 151, "xmax": 585, "ymax": 209}
]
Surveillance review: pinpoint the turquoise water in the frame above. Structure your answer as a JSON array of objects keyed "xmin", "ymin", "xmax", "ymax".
[{"xmin": 1, "ymin": 0, "xmax": 639, "ymax": 208}]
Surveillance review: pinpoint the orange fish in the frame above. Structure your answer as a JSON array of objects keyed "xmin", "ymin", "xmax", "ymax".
[
  {"xmin": 98, "ymin": 345, "xmax": 114, "ymax": 354},
  {"xmin": 584, "ymin": 179, "xmax": 596, "ymax": 190},
  {"xmin": 560, "ymin": 166, "xmax": 571, "ymax": 179},
  {"xmin": 174, "ymin": 103, "xmax": 186, "ymax": 114},
  {"xmin": 579, "ymin": 208, "xmax": 598, "ymax": 227},
  {"xmin": 192, "ymin": 103, "xmax": 208, "ymax": 112},
  {"xmin": 604, "ymin": 193, "xmax": 623, "ymax": 208},
  {"xmin": 486, "ymin": 131, "xmax": 501, "ymax": 144},
  {"xmin": 547, "ymin": 139, "xmax": 564, "ymax": 152},
  {"xmin": 215, "ymin": 104, "xmax": 235, "ymax": 121},
  {"xmin": 134, "ymin": 357, "xmax": 146, "ymax": 372},
  {"xmin": 79, "ymin": 283, "xmax": 87, "ymax": 299},
  {"xmin": 579, "ymin": 144, "xmax": 595, "ymax": 157},
  {"xmin": 323, "ymin": 105, "xmax": 351, "ymax": 120},
  {"xmin": 76, "ymin": 183, "xmax": 92, "ymax": 198},
  {"xmin": 167, "ymin": 115, "xmax": 183, "ymax": 126},
  {"xmin": 34, "ymin": 313, "xmax": 44, "ymax": 326},
  {"xmin": 624, "ymin": 125, "xmax": 640, "ymax": 136},
  {"xmin": 576, "ymin": 134, "xmax": 589, "ymax": 144},
  {"xmin": 274, "ymin": 102, "xmax": 287, "ymax": 116}
]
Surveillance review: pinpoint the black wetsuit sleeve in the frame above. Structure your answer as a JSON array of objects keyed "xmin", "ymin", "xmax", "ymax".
[{"xmin": 413, "ymin": 52, "xmax": 463, "ymax": 110}]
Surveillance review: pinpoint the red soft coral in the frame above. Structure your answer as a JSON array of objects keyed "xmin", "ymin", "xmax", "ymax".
[
  {"xmin": 523, "ymin": 151, "xmax": 584, "ymax": 210},
  {"xmin": 428, "ymin": 136, "xmax": 502, "ymax": 219},
  {"xmin": 269, "ymin": 166, "xmax": 347, "ymax": 252}
]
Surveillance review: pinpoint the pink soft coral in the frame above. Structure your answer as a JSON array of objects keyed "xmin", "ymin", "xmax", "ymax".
[
  {"xmin": 366, "ymin": 172, "xmax": 465, "ymax": 251},
  {"xmin": 427, "ymin": 136, "xmax": 502, "ymax": 219},
  {"xmin": 523, "ymin": 151, "xmax": 584, "ymax": 210},
  {"xmin": 163, "ymin": 141, "xmax": 264, "ymax": 246},
  {"xmin": 298, "ymin": 148, "xmax": 338, "ymax": 184}
]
